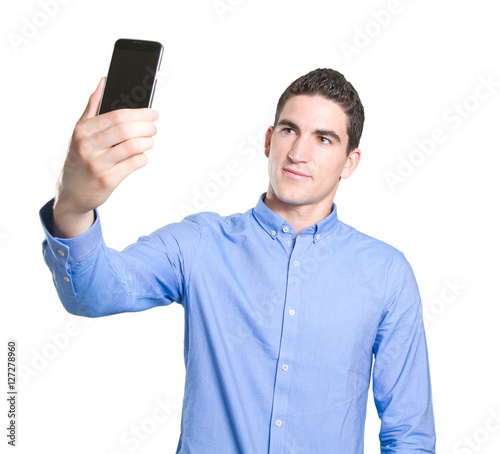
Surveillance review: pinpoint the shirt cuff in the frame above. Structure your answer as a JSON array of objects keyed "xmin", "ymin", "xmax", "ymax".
[{"xmin": 39, "ymin": 198, "xmax": 103, "ymax": 264}]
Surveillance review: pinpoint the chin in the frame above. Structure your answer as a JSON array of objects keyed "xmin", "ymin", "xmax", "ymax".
[{"xmin": 271, "ymin": 184, "xmax": 313, "ymax": 206}]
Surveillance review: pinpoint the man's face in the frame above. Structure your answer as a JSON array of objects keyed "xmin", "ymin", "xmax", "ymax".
[{"xmin": 265, "ymin": 94, "xmax": 360, "ymax": 210}]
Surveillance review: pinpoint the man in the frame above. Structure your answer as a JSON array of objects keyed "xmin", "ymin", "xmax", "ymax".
[{"xmin": 40, "ymin": 68, "xmax": 436, "ymax": 452}]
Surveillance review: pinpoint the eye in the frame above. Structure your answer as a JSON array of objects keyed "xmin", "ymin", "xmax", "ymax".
[
  {"xmin": 282, "ymin": 128, "xmax": 295, "ymax": 135},
  {"xmin": 318, "ymin": 136, "xmax": 331, "ymax": 145}
]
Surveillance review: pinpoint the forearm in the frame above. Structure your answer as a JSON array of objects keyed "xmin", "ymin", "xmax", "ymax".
[
  {"xmin": 40, "ymin": 199, "xmax": 173, "ymax": 317},
  {"xmin": 40, "ymin": 198, "xmax": 199, "ymax": 317}
]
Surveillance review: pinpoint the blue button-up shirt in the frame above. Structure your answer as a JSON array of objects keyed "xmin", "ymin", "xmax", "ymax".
[{"xmin": 40, "ymin": 192, "xmax": 435, "ymax": 453}]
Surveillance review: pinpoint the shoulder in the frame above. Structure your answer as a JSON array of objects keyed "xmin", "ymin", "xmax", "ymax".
[
  {"xmin": 182, "ymin": 208, "xmax": 251, "ymax": 234},
  {"xmin": 146, "ymin": 208, "xmax": 249, "ymax": 246},
  {"xmin": 337, "ymin": 221, "xmax": 419, "ymax": 306},
  {"xmin": 337, "ymin": 219, "xmax": 405, "ymax": 260},
  {"xmin": 335, "ymin": 219, "xmax": 415, "ymax": 282}
]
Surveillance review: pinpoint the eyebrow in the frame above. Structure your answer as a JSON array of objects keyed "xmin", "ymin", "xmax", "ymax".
[{"xmin": 277, "ymin": 119, "xmax": 342, "ymax": 144}]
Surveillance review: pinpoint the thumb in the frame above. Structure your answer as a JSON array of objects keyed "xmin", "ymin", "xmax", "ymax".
[{"xmin": 80, "ymin": 77, "xmax": 106, "ymax": 121}]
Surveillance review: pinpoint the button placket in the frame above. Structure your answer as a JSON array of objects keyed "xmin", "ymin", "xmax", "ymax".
[{"xmin": 268, "ymin": 234, "xmax": 311, "ymax": 452}]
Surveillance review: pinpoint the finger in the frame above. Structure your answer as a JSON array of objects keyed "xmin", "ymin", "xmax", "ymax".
[
  {"xmin": 80, "ymin": 77, "xmax": 106, "ymax": 121},
  {"xmin": 100, "ymin": 137, "xmax": 154, "ymax": 166},
  {"xmin": 86, "ymin": 107, "xmax": 159, "ymax": 134},
  {"xmin": 95, "ymin": 120, "xmax": 157, "ymax": 150}
]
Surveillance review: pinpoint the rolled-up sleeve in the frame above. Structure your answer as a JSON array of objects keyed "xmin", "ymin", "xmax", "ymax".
[
  {"xmin": 372, "ymin": 256, "xmax": 436, "ymax": 453},
  {"xmin": 39, "ymin": 198, "xmax": 202, "ymax": 318}
]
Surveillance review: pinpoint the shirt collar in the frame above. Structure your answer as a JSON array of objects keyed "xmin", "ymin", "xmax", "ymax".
[{"xmin": 251, "ymin": 192, "xmax": 339, "ymax": 243}]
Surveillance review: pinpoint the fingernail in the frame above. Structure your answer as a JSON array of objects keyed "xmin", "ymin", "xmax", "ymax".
[{"xmin": 151, "ymin": 109, "xmax": 159, "ymax": 121}]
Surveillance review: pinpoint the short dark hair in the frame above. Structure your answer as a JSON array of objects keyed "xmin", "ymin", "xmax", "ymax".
[{"xmin": 273, "ymin": 68, "xmax": 364, "ymax": 155}]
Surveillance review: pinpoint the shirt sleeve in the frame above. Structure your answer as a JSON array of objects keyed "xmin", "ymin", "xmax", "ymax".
[
  {"xmin": 39, "ymin": 198, "xmax": 202, "ymax": 318},
  {"xmin": 372, "ymin": 254, "xmax": 436, "ymax": 453}
]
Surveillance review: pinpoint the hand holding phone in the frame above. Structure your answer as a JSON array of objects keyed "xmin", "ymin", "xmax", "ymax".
[{"xmin": 52, "ymin": 39, "xmax": 163, "ymax": 238}]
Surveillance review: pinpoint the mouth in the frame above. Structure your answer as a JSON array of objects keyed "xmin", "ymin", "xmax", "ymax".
[{"xmin": 283, "ymin": 167, "xmax": 310, "ymax": 180}]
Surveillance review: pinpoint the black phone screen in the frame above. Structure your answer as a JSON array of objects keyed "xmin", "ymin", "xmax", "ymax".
[{"xmin": 98, "ymin": 39, "xmax": 163, "ymax": 115}]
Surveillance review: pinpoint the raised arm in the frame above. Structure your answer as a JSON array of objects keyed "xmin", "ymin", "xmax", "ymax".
[{"xmin": 40, "ymin": 79, "xmax": 202, "ymax": 318}]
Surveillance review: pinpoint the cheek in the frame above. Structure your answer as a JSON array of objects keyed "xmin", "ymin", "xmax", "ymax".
[
  {"xmin": 267, "ymin": 158, "xmax": 274, "ymax": 179},
  {"xmin": 317, "ymin": 159, "xmax": 345, "ymax": 185},
  {"xmin": 267, "ymin": 149, "xmax": 275, "ymax": 170},
  {"xmin": 267, "ymin": 149, "xmax": 282, "ymax": 176}
]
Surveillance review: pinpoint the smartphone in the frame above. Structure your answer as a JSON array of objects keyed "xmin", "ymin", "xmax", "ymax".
[{"xmin": 98, "ymin": 38, "xmax": 163, "ymax": 115}]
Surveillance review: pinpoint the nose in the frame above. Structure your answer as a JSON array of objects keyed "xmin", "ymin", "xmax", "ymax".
[{"xmin": 288, "ymin": 135, "xmax": 311, "ymax": 163}]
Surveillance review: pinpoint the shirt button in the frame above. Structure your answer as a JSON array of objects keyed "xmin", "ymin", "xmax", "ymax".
[
  {"xmin": 63, "ymin": 276, "xmax": 70, "ymax": 282},
  {"xmin": 282, "ymin": 364, "xmax": 288, "ymax": 371},
  {"xmin": 283, "ymin": 226, "xmax": 289, "ymax": 233},
  {"xmin": 293, "ymin": 260, "xmax": 299, "ymax": 266},
  {"xmin": 271, "ymin": 230, "xmax": 276, "ymax": 236},
  {"xmin": 315, "ymin": 234, "xmax": 321, "ymax": 240},
  {"xmin": 57, "ymin": 249, "xmax": 65, "ymax": 256},
  {"xmin": 289, "ymin": 309, "xmax": 295, "ymax": 316},
  {"xmin": 275, "ymin": 419, "xmax": 282, "ymax": 427}
]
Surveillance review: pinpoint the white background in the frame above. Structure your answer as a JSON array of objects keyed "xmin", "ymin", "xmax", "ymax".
[{"xmin": 1, "ymin": 0, "xmax": 499, "ymax": 452}]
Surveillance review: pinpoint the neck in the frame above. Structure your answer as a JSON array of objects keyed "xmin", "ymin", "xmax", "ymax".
[{"xmin": 264, "ymin": 188, "xmax": 335, "ymax": 237}]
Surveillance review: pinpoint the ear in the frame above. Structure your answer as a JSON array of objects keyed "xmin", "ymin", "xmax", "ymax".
[
  {"xmin": 264, "ymin": 126, "xmax": 274, "ymax": 158},
  {"xmin": 340, "ymin": 148, "xmax": 361, "ymax": 179}
]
